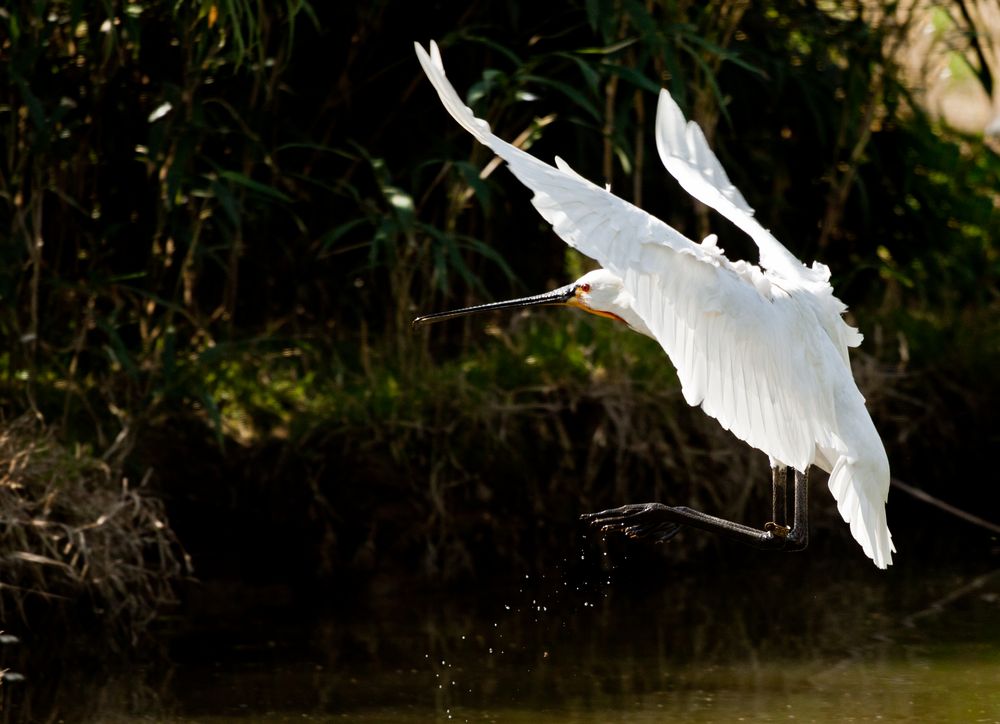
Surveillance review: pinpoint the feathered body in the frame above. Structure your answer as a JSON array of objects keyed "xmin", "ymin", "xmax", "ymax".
[{"xmin": 415, "ymin": 41, "xmax": 893, "ymax": 568}]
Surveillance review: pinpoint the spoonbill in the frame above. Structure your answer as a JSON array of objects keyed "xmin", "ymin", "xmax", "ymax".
[{"xmin": 412, "ymin": 41, "xmax": 893, "ymax": 568}]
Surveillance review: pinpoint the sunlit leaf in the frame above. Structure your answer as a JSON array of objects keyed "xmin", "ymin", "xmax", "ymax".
[{"xmin": 148, "ymin": 101, "xmax": 173, "ymax": 123}]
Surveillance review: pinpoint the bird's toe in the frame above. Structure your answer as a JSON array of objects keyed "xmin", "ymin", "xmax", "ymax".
[{"xmin": 764, "ymin": 521, "xmax": 790, "ymax": 538}]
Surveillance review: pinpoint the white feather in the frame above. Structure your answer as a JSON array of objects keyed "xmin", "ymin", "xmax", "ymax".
[{"xmin": 415, "ymin": 41, "xmax": 894, "ymax": 568}]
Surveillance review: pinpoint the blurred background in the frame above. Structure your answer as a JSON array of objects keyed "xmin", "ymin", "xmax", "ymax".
[{"xmin": 1, "ymin": 0, "xmax": 999, "ymax": 720}]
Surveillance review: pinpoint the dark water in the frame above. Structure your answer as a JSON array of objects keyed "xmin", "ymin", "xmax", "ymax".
[{"xmin": 4, "ymin": 559, "xmax": 1000, "ymax": 722}]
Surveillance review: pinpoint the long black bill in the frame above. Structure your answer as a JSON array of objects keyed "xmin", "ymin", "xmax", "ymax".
[{"xmin": 412, "ymin": 283, "xmax": 577, "ymax": 327}]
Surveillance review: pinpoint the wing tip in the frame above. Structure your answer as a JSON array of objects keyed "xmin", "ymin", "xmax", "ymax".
[{"xmin": 414, "ymin": 38, "xmax": 495, "ymax": 144}]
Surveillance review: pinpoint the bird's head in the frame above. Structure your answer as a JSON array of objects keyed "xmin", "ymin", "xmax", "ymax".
[
  {"xmin": 564, "ymin": 268, "xmax": 631, "ymax": 325},
  {"xmin": 413, "ymin": 267, "xmax": 649, "ymax": 335}
]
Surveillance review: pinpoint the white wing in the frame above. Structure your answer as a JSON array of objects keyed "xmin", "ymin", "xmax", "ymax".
[
  {"xmin": 655, "ymin": 90, "xmax": 870, "ymax": 370},
  {"xmin": 414, "ymin": 42, "xmax": 710, "ymax": 267},
  {"xmin": 625, "ymin": 248, "xmax": 893, "ymax": 567},
  {"xmin": 415, "ymin": 41, "xmax": 892, "ymax": 568},
  {"xmin": 654, "ymin": 90, "xmax": 829, "ymax": 285},
  {"xmin": 653, "ymin": 88, "xmax": 893, "ymax": 565}
]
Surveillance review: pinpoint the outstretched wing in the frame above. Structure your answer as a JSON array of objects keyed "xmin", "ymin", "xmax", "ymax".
[
  {"xmin": 415, "ymin": 39, "xmax": 829, "ymax": 467},
  {"xmin": 654, "ymin": 89, "xmax": 868, "ymax": 369},
  {"xmin": 413, "ymin": 42, "xmax": 709, "ymax": 268},
  {"xmin": 415, "ymin": 41, "xmax": 892, "ymax": 567},
  {"xmin": 653, "ymin": 87, "xmax": 892, "ymax": 567},
  {"xmin": 624, "ymin": 246, "xmax": 894, "ymax": 567},
  {"xmin": 654, "ymin": 90, "xmax": 828, "ymax": 284}
]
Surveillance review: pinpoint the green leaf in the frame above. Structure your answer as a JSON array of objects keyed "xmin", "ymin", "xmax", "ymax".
[
  {"xmin": 320, "ymin": 218, "xmax": 369, "ymax": 251},
  {"xmin": 524, "ymin": 75, "xmax": 601, "ymax": 122},
  {"xmin": 97, "ymin": 319, "xmax": 139, "ymax": 379},
  {"xmin": 678, "ymin": 38, "xmax": 731, "ymax": 125},
  {"xmin": 455, "ymin": 35, "xmax": 522, "ymax": 66},
  {"xmin": 602, "ymin": 63, "xmax": 661, "ymax": 94},
  {"xmin": 211, "ymin": 177, "xmax": 242, "ymax": 227},
  {"xmin": 553, "ymin": 52, "xmax": 601, "ymax": 95},
  {"xmin": 200, "ymin": 388, "xmax": 226, "ymax": 448},
  {"xmin": 217, "ymin": 170, "xmax": 292, "ymax": 203},
  {"xmin": 622, "ymin": 0, "xmax": 659, "ymax": 41},
  {"xmin": 682, "ymin": 32, "xmax": 765, "ymax": 78},
  {"xmin": 275, "ymin": 141, "xmax": 339, "ymax": 154},
  {"xmin": 14, "ymin": 78, "xmax": 46, "ymax": 132},
  {"xmin": 576, "ymin": 38, "xmax": 639, "ymax": 55},
  {"xmin": 585, "ymin": 0, "xmax": 600, "ymax": 32},
  {"xmin": 468, "ymin": 68, "xmax": 508, "ymax": 106},
  {"xmin": 457, "ymin": 235, "xmax": 516, "ymax": 283},
  {"xmin": 453, "ymin": 161, "xmax": 492, "ymax": 214},
  {"xmin": 382, "ymin": 184, "xmax": 415, "ymax": 228}
]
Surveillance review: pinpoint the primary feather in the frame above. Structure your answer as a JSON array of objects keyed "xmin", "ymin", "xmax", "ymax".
[{"xmin": 415, "ymin": 41, "xmax": 893, "ymax": 568}]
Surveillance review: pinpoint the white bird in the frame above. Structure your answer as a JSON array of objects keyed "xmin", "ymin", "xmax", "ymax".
[{"xmin": 412, "ymin": 41, "xmax": 894, "ymax": 568}]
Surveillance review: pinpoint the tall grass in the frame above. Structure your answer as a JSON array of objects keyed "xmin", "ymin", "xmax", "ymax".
[{"xmin": 0, "ymin": 414, "xmax": 189, "ymax": 639}]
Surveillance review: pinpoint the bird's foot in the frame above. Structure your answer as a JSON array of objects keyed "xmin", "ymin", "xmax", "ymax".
[
  {"xmin": 583, "ymin": 502, "xmax": 794, "ymax": 550},
  {"xmin": 581, "ymin": 503, "xmax": 682, "ymax": 544},
  {"xmin": 764, "ymin": 521, "xmax": 790, "ymax": 538}
]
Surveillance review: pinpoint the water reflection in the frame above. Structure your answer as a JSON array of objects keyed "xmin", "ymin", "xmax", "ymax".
[
  {"xmin": 3, "ymin": 561, "xmax": 1000, "ymax": 721},
  {"xmin": 320, "ymin": 563, "xmax": 1000, "ymax": 723}
]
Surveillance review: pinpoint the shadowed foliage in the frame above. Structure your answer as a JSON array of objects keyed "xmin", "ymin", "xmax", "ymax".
[{"xmin": 0, "ymin": 0, "xmax": 998, "ymax": 639}]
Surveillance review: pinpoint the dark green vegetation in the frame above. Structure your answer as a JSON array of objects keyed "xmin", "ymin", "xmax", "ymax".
[{"xmin": 1, "ymin": 1, "xmax": 998, "ymax": 640}]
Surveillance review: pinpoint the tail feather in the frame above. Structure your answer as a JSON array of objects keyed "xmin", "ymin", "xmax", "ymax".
[{"xmin": 828, "ymin": 455, "xmax": 895, "ymax": 568}]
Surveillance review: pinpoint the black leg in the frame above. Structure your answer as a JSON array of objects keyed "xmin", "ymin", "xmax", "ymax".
[
  {"xmin": 581, "ymin": 466, "xmax": 810, "ymax": 554},
  {"xmin": 785, "ymin": 467, "xmax": 809, "ymax": 550},
  {"xmin": 764, "ymin": 465, "xmax": 795, "ymax": 537},
  {"xmin": 582, "ymin": 502, "xmax": 787, "ymax": 550},
  {"xmin": 772, "ymin": 465, "xmax": 787, "ymax": 526}
]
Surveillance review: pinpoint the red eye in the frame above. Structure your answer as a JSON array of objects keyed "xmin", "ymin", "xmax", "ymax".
[{"xmin": 580, "ymin": 283, "xmax": 591, "ymax": 293}]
